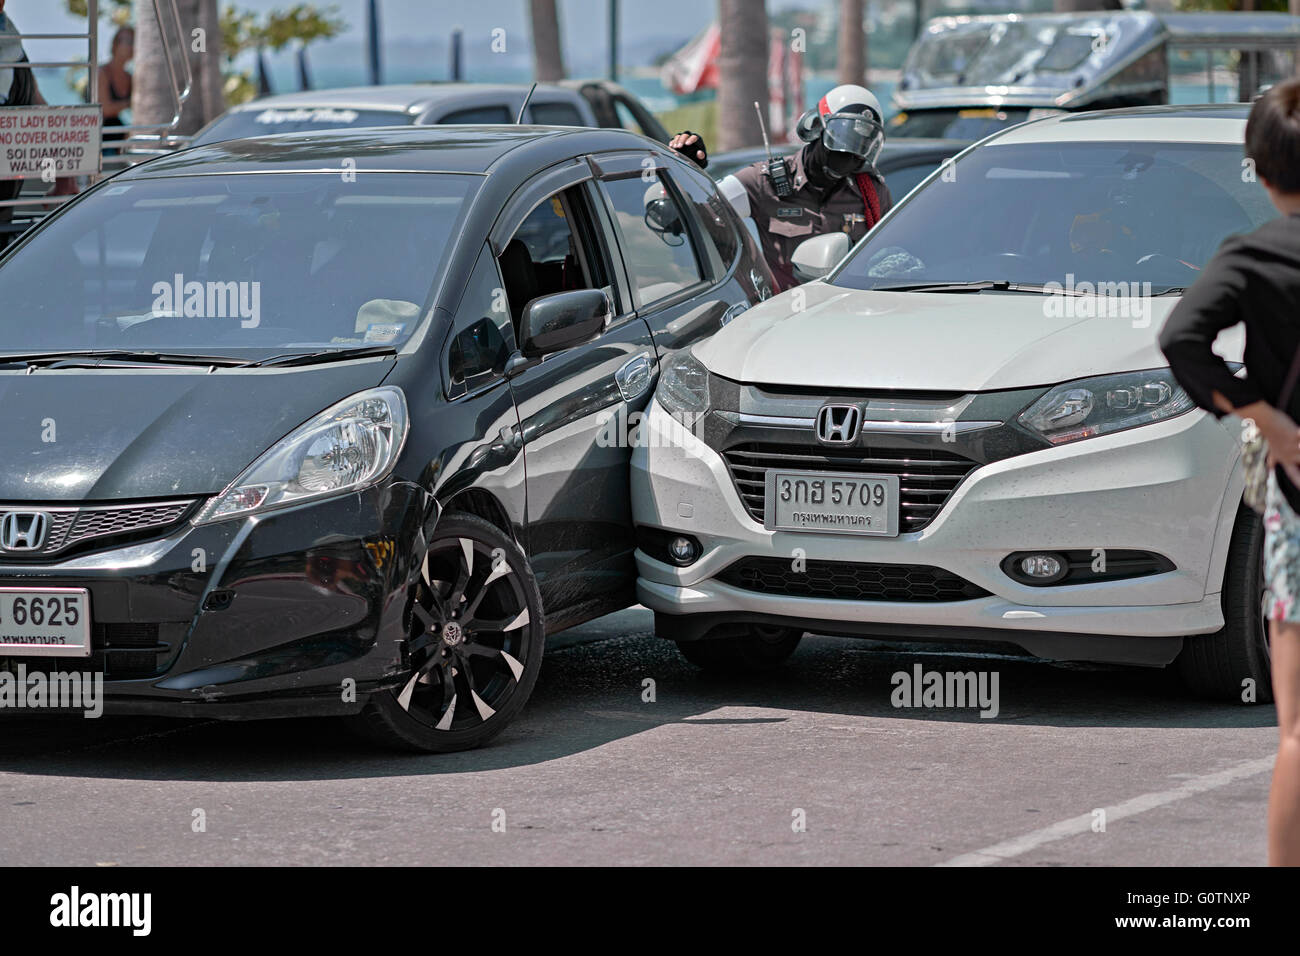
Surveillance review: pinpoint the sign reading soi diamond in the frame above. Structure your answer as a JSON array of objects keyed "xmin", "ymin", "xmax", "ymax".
[{"xmin": 0, "ymin": 105, "xmax": 103, "ymax": 180}]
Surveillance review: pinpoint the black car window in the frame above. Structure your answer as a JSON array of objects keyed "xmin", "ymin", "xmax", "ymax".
[
  {"xmin": 599, "ymin": 174, "xmax": 704, "ymax": 308},
  {"xmin": 0, "ymin": 172, "xmax": 474, "ymax": 354},
  {"xmin": 439, "ymin": 105, "xmax": 514, "ymax": 125},
  {"xmin": 498, "ymin": 185, "xmax": 610, "ymax": 340},
  {"xmin": 447, "ymin": 245, "xmax": 516, "ymax": 399},
  {"xmin": 529, "ymin": 101, "xmax": 585, "ymax": 126},
  {"xmin": 667, "ymin": 165, "xmax": 737, "ymax": 277}
]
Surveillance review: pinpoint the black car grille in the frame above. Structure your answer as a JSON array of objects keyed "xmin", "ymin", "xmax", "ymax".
[
  {"xmin": 0, "ymin": 500, "xmax": 195, "ymax": 559},
  {"xmin": 718, "ymin": 556, "xmax": 990, "ymax": 602},
  {"xmin": 2, "ymin": 622, "xmax": 183, "ymax": 682},
  {"xmin": 722, "ymin": 443, "xmax": 979, "ymax": 532}
]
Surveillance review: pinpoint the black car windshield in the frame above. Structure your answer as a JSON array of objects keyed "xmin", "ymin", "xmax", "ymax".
[
  {"xmin": 194, "ymin": 106, "xmax": 414, "ymax": 144},
  {"xmin": 832, "ymin": 140, "xmax": 1277, "ymax": 295},
  {"xmin": 0, "ymin": 171, "xmax": 475, "ymax": 354}
]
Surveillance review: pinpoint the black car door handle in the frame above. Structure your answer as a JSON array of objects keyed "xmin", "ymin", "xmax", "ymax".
[{"xmin": 614, "ymin": 353, "xmax": 657, "ymax": 402}]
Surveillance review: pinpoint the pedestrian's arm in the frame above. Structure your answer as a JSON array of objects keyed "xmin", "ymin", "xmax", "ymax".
[{"xmin": 1158, "ymin": 239, "xmax": 1262, "ymax": 417}]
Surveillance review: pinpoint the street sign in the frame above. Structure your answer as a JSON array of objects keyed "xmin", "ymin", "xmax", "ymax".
[{"xmin": 0, "ymin": 104, "xmax": 103, "ymax": 181}]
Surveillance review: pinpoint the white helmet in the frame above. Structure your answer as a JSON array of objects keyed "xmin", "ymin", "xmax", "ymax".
[{"xmin": 795, "ymin": 84, "xmax": 885, "ymax": 168}]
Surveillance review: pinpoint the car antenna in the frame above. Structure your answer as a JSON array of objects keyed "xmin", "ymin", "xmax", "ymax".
[
  {"xmin": 754, "ymin": 101, "xmax": 793, "ymax": 197},
  {"xmin": 516, "ymin": 83, "xmax": 538, "ymax": 124}
]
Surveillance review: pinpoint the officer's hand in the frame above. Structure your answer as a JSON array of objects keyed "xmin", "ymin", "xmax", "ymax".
[{"xmin": 670, "ymin": 131, "xmax": 708, "ymax": 169}]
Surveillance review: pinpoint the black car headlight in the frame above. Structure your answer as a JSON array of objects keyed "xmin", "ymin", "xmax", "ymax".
[
  {"xmin": 1018, "ymin": 369, "xmax": 1195, "ymax": 445},
  {"xmin": 655, "ymin": 350, "xmax": 711, "ymax": 427},
  {"xmin": 195, "ymin": 386, "xmax": 409, "ymax": 523}
]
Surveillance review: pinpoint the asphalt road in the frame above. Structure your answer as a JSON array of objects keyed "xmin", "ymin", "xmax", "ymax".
[{"xmin": 0, "ymin": 608, "xmax": 1279, "ymax": 866}]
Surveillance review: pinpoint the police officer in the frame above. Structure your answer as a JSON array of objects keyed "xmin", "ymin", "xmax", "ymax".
[{"xmin": 671, "ymin": 84, "xmax": 892, "ymax": 292}]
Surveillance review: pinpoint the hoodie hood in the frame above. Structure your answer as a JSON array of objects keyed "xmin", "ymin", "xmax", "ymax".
[
  {"xmin": 0, "ymin": 360, "xmax": 393, "ymax": 502},
  {"xmin": 695, "ymin": 280, "xmax": 1244, "ymax": 391}
]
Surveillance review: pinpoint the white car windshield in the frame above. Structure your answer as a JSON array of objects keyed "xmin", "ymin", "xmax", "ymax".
[
  {"xmin": 833, "ymin": 140, "xmax": 1277, "ymax": 295},
  {"xmin": 0, "ymin": 172, "xmax": 475, "ymax": 355}
]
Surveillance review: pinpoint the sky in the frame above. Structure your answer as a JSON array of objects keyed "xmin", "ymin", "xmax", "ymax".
[{"xmin": 7, "ymin": 0, "xmax": 821, "ymax": 64}]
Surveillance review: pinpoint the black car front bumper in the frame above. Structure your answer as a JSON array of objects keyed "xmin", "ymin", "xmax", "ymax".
[{"xmin": 0, "ymin": 480, "xmax": 435, "ymax": 719}]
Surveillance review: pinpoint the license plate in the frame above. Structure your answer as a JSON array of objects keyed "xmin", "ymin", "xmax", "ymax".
[
  {"xmin": 0, "ymin": 588, "xmax": 91, "ymax": 658},
  {"xmin": 765, "ymin": 470, "xmax": 900, "ymax": 536}
]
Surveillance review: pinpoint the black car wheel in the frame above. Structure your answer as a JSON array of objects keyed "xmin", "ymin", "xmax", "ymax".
[
  {"xmin": 1176, "ymin": 502, "xmax": 1273, "ymax": 703},
  {"xmin": 354, "ymin": 513, "xmax": 546, "ymax": 752}
]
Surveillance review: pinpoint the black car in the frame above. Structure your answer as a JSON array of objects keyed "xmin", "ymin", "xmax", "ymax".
[{"xmin": 0, "ymin": 125, "xmax": 772, "ymax": 751}]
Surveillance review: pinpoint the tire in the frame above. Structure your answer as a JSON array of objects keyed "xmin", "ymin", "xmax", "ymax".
[
  {"xmin": 1176, "ymin": 502, "xmax": 1273, "ymax": 704},
  {"xmin": 351, "ymin": 512, "xmax": 546, "ymax": 752},
  {"xmin": 659, "ymin": 614, "xmax": 802, "ymax": 672}
]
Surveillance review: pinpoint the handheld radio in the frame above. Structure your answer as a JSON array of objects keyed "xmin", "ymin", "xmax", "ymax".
[{"xmin": 754, "ymin": 101, "xmax": 793, "ymax": 198}]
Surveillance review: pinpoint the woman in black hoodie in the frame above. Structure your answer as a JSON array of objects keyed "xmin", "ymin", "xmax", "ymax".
[{"xmin": 1160, "ymin": 78, "xmax": 1300, "ymax": 866}]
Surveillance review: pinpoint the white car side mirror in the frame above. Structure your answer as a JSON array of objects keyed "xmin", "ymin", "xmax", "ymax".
[{"xmin": 791, "ymin": 232, "xmax": 851, "ymax": 283}]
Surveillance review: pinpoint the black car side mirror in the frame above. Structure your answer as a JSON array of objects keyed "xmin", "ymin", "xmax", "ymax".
[{"xmin": 511, "ymin": 289, "xmax": 609, "ymax": 370}]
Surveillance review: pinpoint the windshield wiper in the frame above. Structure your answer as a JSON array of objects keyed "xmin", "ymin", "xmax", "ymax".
[
  {"xmin": 872, "ymin": 280, "xmax": 1088, "ymax": 295},
  {"xmin": 0, "ymin": 350, "xmax": 257, "ymax": 369},
  {"xmin": 253, "ymin": 345, "xmax": 398, "ymax": 368}
]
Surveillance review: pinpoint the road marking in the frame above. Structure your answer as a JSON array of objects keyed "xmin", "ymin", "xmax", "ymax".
[{"xmin": 937, "ymin": 755, "xmax": 1275, "ymax": 867}]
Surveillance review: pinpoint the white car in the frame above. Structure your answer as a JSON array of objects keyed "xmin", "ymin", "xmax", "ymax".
[{"xmin": 632, "ymin": 104, "xmax": 1274, "ymax": 700}]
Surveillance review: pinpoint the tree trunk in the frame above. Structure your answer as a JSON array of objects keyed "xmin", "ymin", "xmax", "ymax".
[
  {"xmin": 1294, "ymin": 0, "xmax": 1300, "ymax": 76},
  {"xmin": 838, "ymin": 0, "xmax": 866, "ymax": 88},
  {"xmin": 529, "ymin": 0, "xmax": 567, "ymax": 83},
  {"xmin": 1239, "ymin": 0, "xmax": 1257, "ymax": 102},
  {"xmin": 133, "ymin": 0, "xmax": 225, "ymax": 137},
  {"xmin": 717, "ymin": 0, "xmax": 769, "ymax": 151}
]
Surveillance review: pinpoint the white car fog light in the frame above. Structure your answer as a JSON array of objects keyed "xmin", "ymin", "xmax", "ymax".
[
  {"xmin": 669, "ymin": 535, "xmax": 700, "ymax": 566},
  {"xmin": 1019, "ymin": 554, "xmax": 1064, "ymax": 580}
]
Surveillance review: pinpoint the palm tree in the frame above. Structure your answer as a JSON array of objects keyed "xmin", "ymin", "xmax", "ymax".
[
  {"xmin": 717, "ymin": 0, "xmax": 769, "ymax": 151},
  {"xmin": 133, "ymin": 0, "xmax": 225, "ymax": 137},
  {"xmin": 838, "ymin": 0, "xmax": 865, "ymax": 88},
  {"xmin": 529, "ymin": 0, "xmax": 566, "ymax": 82}
]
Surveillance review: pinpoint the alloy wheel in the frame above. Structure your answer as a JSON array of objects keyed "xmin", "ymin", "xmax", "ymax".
[{"xmin": 398, "ymin": 534, "xmax": 533, "ymax": 733}]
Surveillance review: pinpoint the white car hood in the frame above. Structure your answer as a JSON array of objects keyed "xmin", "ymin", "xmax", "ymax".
[{"xmin": 697, "ymin": 281, "xmax": 1243, "ymax": 391}]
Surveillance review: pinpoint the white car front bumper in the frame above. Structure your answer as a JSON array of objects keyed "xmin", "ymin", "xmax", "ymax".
[{"xmin": 631, "ymin": 399, "xmax": 1244, "ymax": 665}]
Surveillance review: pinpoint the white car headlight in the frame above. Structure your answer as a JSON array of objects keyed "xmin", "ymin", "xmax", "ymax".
[
  {"xmin": 195, "ymin": 386, "xmax": 409, "ymax": 524},
  {"xmin": 1018, "ymin": 369, "xmax": 1195, "ymax": 445},
  {"xmin": 654, "ymin": 349, "xmax": 711, "ymax": 426}
]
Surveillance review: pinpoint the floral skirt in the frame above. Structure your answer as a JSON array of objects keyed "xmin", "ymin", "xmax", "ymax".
[{"xmin": 1263, "ymin": 471, "xmax": 1300, "ymax": 623}]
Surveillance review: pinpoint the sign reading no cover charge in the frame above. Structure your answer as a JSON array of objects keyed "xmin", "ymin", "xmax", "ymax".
[{"xmin": 0, "ymin": 105, "xmax": 102, "ymax": 180}]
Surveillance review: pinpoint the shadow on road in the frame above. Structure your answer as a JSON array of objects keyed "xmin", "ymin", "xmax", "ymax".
[{"xmin": 0, "ymin": 629, "xmax": 1276, "ymax": 783}]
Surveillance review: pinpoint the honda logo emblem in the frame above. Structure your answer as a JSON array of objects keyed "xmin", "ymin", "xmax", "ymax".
[
  {"xmin": 816, "ymin": 404, "xmax": 861, "ymax": 445},
  {"xmin": 0, "ymin": 512, "xmax": 49, "ymax": 552}
]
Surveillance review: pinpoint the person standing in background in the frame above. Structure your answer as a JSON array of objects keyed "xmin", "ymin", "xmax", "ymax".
[
  {"xmin": 1159, "ymin": 78, "xmax": 1300, "ymax": 867},
  {"xmin": 97, "ymin": 25, "xmax": 133, "ymax": 154}
]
